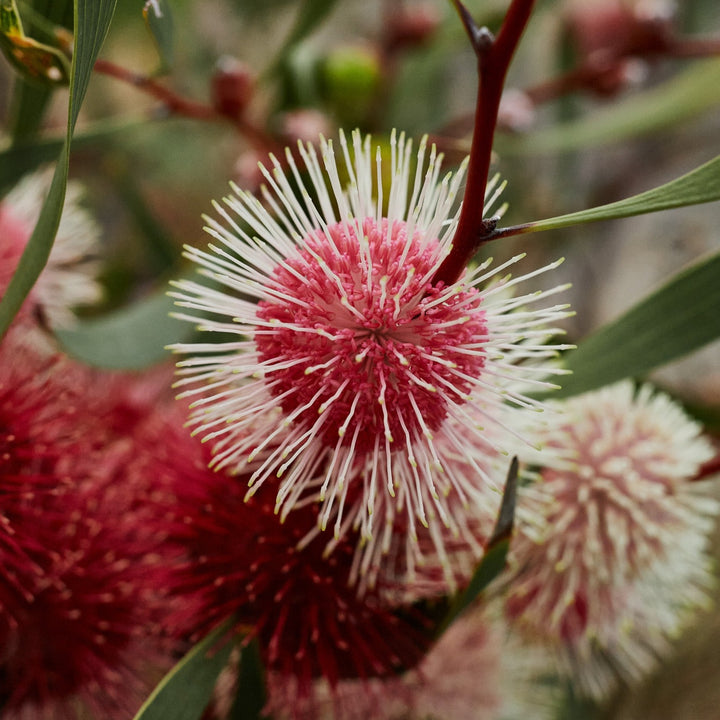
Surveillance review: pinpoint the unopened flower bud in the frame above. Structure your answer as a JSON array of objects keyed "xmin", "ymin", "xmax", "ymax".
[
  {"xmin": 277, "ymin": 108, "xmax": 334, "ymax": 145},
  {"xmin": 211, "ymin": 56, "xmax": 254, "ymax": 120},
  {"xmin": 320, "ymin": 45, "xmax": 381, "ymax": 126},
  {"xmin": 386, "ymin": 4, "xmax": 440, "ymax": 51},
  {"xmin": 498, "ymin": 89, "xmax": 536, "ymax": 132}
]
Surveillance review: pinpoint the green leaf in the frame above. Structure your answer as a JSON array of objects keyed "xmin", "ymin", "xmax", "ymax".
[
  {"xmin": 0, "ymin": 0, "xmax": 117, "ymax": 338},
  {"xmin": 56, "ymin": 284, "xmax": 189, "ymax": 369},
  {"xmin": 553, "ymin": 250, "xmax": 720, "ymax": 398},
  {"xmin": 554, "ymin": 683, "xmax": 601, "ymax": 720},
  {"xmin": 7, "ymin": 0, "xmax": 74, "ymax": 140},
  {"xmin": 0, "ymin": 0, "xmax": 71, "ymax": 85},
  {"xmin": 143, "ymin": 0, "xmax": 173, "ymax": 74},
  {"xmin": 133, "ymin": 620, "xmax": 235, "ymax": 720},
  {"xmin": 436, "ymin": 457, "xmax": 518, "ymax": 635},
  {"xmin": 498, "ymin": 152, "xmax": 720, "ymax": 238},
  {"xmin": 113, "ymin": 164, "xmax": 178, "ymax": 272},
  {"xmin": 682, "ymin": 400, "xmax": 720, "ymax": 434},
  {"xmin": 270, "ymin": 0, "xmax": 340, "ymax": 73},
  {"xmin": 229, "ymin": 638, "xmax": 267, "ymax": 720},
  {"xmin": 1, "ymin": 0, "xmax": 22, "ymax": 34},
  {"xmin": 8, "ymin": 79, "xmax": 53, "ymax": 141},
  {"xmin": 498, "ymin": 58, "xmax": 720, "ymax": 155},
  {"xmin": 0, "ymin": 117, "xmax": 148, "ymax": 192}
]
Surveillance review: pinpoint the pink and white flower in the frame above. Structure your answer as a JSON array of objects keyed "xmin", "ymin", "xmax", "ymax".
[
  {"xmin": 170, "ymin": 129, "xmax": 571, "ymax": 543},
  {"xmin": 505, "ymin": 380, "xmax": 718, "ymax": 697},
  {"xmin": 0, "ymin": 168, "xmax": 103, "ymax": 327}
]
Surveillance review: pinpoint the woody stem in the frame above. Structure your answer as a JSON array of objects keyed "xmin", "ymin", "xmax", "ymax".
[{"xmin": 432, "ymin": 0, "xmax": 536, "ymax": 286}]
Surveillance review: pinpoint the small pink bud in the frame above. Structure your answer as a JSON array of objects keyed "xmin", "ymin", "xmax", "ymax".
[{"xmin": 277, "ymin": 108, "xmax": 334, "ymax": 145}]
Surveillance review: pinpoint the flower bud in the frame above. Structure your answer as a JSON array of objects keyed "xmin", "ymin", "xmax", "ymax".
[
  {"xmin": 320, "ymin": 45, "xmax": 381, "ymax": 126},
  {"xmin": 386, "ymin": 4, "xmax": 440, "ymax": 52},
  {"xmin": 211, "ymin": 56, "xmax": 254, "ymax": 120}
]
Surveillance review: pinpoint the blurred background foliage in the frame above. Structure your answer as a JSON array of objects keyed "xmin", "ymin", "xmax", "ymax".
[{"xmin": 2, "ymin": 1, "xmax": 720, "ymax": 717}]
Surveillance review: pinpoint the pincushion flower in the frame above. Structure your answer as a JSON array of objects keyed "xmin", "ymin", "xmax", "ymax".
[
  {"xmin": 170, "ymin": 129, "xmax": 571, "ymax": 541},
  {"xmin": 264, "ymin": 607, "xmax": 557, "ymax": 720},
  {"xmin": 0, "ymin": 330, "xmax": 169, "ymax": 718},
  {"xmin": 338, "ymin": 415, "xmax": 510, "ymax": 600},
  {"xmin": 0, "ymin": 168, "xmax": 103, "ymax": 327},
  {"xmin": 146, "ymin": 410, "xmax": 438, "ymax": 695},
  {"xmin": 505, "ymin": 380, "xmax": 718, "ymax": 698},
  {"xmin": 153, "ymin": 412, "xmax": 434, "ymax": 698}
]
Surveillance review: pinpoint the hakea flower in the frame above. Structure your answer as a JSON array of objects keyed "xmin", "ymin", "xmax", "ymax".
[
  {"xmin": 153, "ymin": 412, "xmax": 434, "ymax": 699},
  {"xmin": 264, "ymin": 607, "xmax": 557, "ymax": 720},
  {"xmin": 339, "ymin": 416, "xmax": 510, "ymax": 600},
  {"xmin": 504, "ymin": 380, "xmax": 719, "ymax": 698},
  {"xmin": 169, "ymin": 129, "xmax": 571, "ymax": 543},
  {"xmin": 0, "ymin": 167, "xmax": 102, "ymax": 327},
  {"xmin": 0, "ymin": 330, "xmax": 170, "ymax": 718}
]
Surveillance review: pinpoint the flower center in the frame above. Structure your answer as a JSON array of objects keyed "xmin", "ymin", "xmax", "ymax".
[{"xmin": 255, "ymin": 217, "xmax": 487, "ymax": 453}]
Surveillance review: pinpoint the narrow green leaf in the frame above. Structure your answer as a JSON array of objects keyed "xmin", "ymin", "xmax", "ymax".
[
  {"xmin": 4, "ymin": 0, "xmax": 73, "ymax": 138},
  {"xmin": 498, "ymin": 58, "xmax": 720, "ymax": 155},
  {"xmin": 6, "ymin": 0, "xmax": 74, "ymax": 138},
  {"xmin": 29, "ymin": 0, "xmax": 74, "ymax": 30},
  {"xmin": 436, "ymin": 457, "xmax": 518, "ymax": 635},
  {"xmin": 133, "ymin": 620, "xmax": 235, "ymax": 720},
  {"xmin": 498, "ymin": 152, "xmax": 720, "ymax": 238},
  {"xmin": 143, "ymin": 0, "xmax": 173, "ymax": 74},
  {"xmin": 554, "ymin": 683, "xmax": 601, "ymax": 720},
  {"xmin": 56, "ymin": 285, "xmax": 189, "ymax": 369},
  {"xmin": 270, "ymin": 0, "xmax": 340, "ymax": 73},
  {"xmin": 0, "ymin": 117, "xmax": 149, "ymax": 192},
  {"xmin": 114, "ymin": 166, "xmax": 178, "ymax": 272},
  {"xmin": 229, "ymin": 638, "xmax": 267, "ymax": 720},
  {"xmin": 0, "ymin": 0, "xmax": 117, "ymax": 338},
  {"xmin": 8, "ymin": 79, "xmax": 52, "ymax": 141},
  {"xmin": 553, "ymin": 251, "xmax": 720, "ymax": 398},
  {"xmin": 1, "ymin": 0, "xmax": 23, "ymax": 35},
  {"xmin": 230, "ymin": 0, "xmax": 295, "ymax": 20}
]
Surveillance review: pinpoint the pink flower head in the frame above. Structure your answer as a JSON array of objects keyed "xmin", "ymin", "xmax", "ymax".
[
  {"xmin": 505, "ymin": 381, "xmax": 718, "ymax": 697},
  {"xmin": 170, "ymin": 129, "xmax": 570, "ymax": 544},
  {"xmin": 0, "ymin": 331, "xmax": 169, "ymax": 718},
  {"xmin": 154, "ymin": 413, "xmax": 434, "ymax": 697},
  {"xmin": 336, "ymin": 418, "xmax": 510, "ymax": 601},
  {"xmin": 0, "ymin": 168, "xmax": 102, "ymax": 328},
  {"xmin": 265, "ymin": 607, "xmax": 557, "ymax": 720}
]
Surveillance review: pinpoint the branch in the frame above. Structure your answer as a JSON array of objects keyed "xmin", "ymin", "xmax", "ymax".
[
  {"xmin": 433, "ymin": 0, "xmax": 536, "ymax": 287},
  {"xmin": 93, "ymin": 59, "xmax": 282, "ymax": 156}
]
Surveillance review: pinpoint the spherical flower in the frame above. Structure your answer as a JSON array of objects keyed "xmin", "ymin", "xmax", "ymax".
[
  {"xmin": 0, "ymin": 330, "xmax": 169, "ymax": 718},
  {"xmin": 505, "ymin": 380, "xmax": 718, "ymax": 697},
  {"xmin": 153, "ymin": 410, "xmax": 435, "ymax": 697},
  {"xmin": 0, "ymin": 167, "xmax": 103, "ymax": 327},
  {"xmin": 169, "ymin": 129, "xmax": 571, "ymax": 541},
  {"xmin": 338, "ymin": 416, "xmax": 509, "ymax": 600},
  {"xmin": 264, "ymin": 607, "xmax": 557, "ymax": 720}
]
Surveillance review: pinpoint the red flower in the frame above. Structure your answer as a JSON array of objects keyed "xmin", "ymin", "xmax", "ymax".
[
  {"xmin": 153, "ymin": 410, "xmax": 434, "ymax": 698},
  {"xmin": 0, "ymin": 331, "xmax": 169, "ymax": 718}
]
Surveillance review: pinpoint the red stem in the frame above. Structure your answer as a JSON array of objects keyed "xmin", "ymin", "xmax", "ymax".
[
  {"xmin": 93, "ymin": 59, "xmax": 283, "ymax": 156},
  {"xmin": 94, "ymin": 59, "xmax": 217, "ymax": 120},
  {"xmin": 432, "ymin": 0, "xmax": 536, "ymax": 287}
]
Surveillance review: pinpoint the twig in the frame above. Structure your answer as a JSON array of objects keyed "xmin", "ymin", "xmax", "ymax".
[
  {"xmin": 432, "ymin": 0, "xmax": 536, "ymax": 287},
  {"xmin": 93, "ymin": 59, "xmax": 282, "ymax": 156}
]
